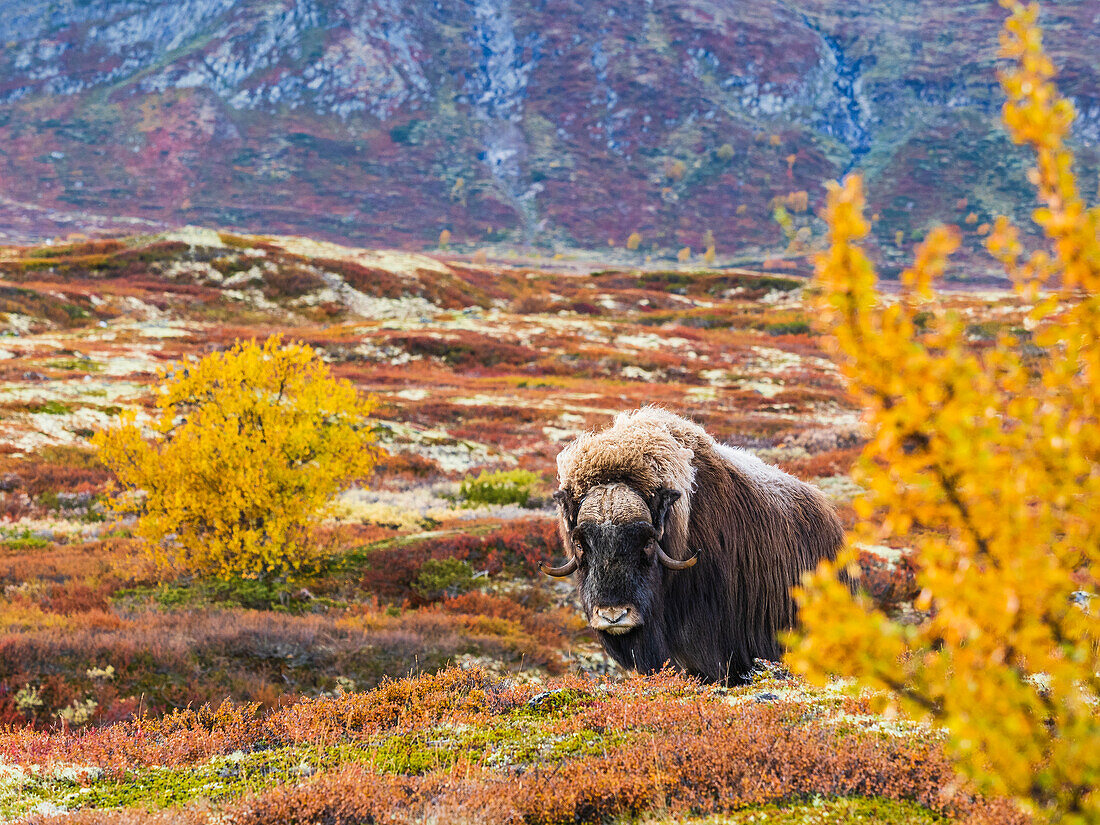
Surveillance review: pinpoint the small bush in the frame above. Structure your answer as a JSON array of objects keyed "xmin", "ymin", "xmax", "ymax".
[
  {"xmin": 765, "ymin": 320, "xmax": 811, "ymax": 336},
  {"xmin": 413, "ymin": 558, "xmax": 477, "ymax": 601},
  {"xmin": 262, "ymin": 264, "xmax": 326, "ymax": 298},
  {"xmin": 457, "ymin": 469, "xmax": 540, "ymax": 508},
  {"xmin": 94, "ymin": 337, "xmax": 379, "ymax": 581},
  {"xmin": 391, "ymin": 333, "xmax": 536, "ymax": 370}
]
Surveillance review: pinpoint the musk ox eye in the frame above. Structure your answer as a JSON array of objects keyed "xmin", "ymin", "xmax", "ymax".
[{"xmin": 570, "ymin": 530, "xmax": 588, "ymax": 556}]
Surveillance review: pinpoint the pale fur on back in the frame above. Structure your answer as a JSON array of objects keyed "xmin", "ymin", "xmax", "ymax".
[{"xmin": 712, "ymin": 442, "xmax": 812, "ymax": 513}]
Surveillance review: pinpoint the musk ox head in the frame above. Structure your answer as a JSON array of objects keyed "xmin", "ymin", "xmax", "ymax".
[{"xmin": 541, "ymin": 482, "xmax": 696, "ymax": 635}]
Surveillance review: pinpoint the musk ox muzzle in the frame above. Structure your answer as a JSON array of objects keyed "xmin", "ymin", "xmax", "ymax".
[{"xmin": 590, "ymin": 604, "xmax": 642, "ymax": 634}]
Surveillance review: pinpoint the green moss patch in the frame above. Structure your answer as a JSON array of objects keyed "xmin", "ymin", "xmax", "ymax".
[{"xmin": 647, "ymin": 796, "xmax": 950, "ymax": 824}]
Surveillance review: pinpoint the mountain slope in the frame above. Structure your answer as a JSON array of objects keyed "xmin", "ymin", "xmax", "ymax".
[{"xmin": 0, "ymin": 0, "xmax": 1097, "ymax": 272}]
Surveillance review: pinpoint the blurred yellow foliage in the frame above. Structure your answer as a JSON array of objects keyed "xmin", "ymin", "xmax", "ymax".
[
  {"xmin": 626, "ymin": 231, "xmax": 643, "ymax": 251},
  {"xmin": 95, "ymin": 337, "xmax": 379, "ymax": 581},
  {"xmin": 788, "ymin": 3, "xmax": 1100, "ymax": 822},
  {"xmin": 703, "ymin": 229, "xmax": 717, "ymax": 265}
]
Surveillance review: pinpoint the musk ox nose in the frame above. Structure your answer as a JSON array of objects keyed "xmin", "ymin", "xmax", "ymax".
[
  {"xmin": 598, "ymin": 607, "xmax": 627, "ymax": 624},
  {"xmin": 590, "ymin": 605, "xmax": 641, "ymax": 635}
]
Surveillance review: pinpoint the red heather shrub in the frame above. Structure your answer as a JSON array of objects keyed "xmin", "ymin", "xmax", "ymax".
[
  {"xmin": 11, "ymin": 581, "xmax": 115, "ymax": 615},
  {"xmin": 448, "ymin": 403, "xmax": 549, "ymax": 426},
  {"xmin": 0, "ymin": 537, "xmax": 144, "ymax": 589},
  {"xmin": 0, "ymin": 448, "xmax": 112, "ymax": 499},
  {"xmin": 372, "ymin": 451, "xmax": 443, "ymax": 480},
  {"xmin": 358, "ymin": 519, "xmax": 561, "ymax": 601},
  {"xmin": 0, "ymin": 608, "xmax": 458, "ymax": 727},
  {"xmin": 312, "ymin": 257, "xmax": 493, "ymax": 309},
  {"xmin": 267, "ymin": 666, "xmax": 528, "ymax": 743},
  {"xmin": 307, "ymin": 258, "xmax": 407, "ymax": 300},
  {"xmin": 434, "ymin": 591, "xmax": 580, "ymax": 672},
  {"xmin": 0, "ymin": 667, "xmax": 530, "ymax": 771},
  {"xmin": 781, "ymin": 445, "xmax": 862, "ymax": 478},
  {"xmin": 856, "ymin": 548, "xmax": 920, "ymax": 609},
  {"xmin": 512, "ymin": 292, "xmax": 556, "ymax": 314},
  {"xmin": 227, "ymin": 769, "xmax": 412, "ymax": 825},
  {"xmin": 565, "ymin": 300, "xmax": 604, "ymax": 315},
  {"xmin": 57, "ymin": 702, "xmax": 1023, "ymax": 825},
  {"xmin": 388, "ymin": 332, "xmax": 537, "ymax": 371},
  {"xmin": 443, "ymin": 265, "xmax": 525, "ymax": 304},
  {"xmin": 260, "ymin": 264, "xmax": 327, "ymax": 298}
]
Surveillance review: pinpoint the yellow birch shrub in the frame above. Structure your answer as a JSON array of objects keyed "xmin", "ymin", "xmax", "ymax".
[
  {"xmin": 94, "ymin": 337, "xmax": 379, "ymax": 581},
  {"xmin": 787, "ymin": 3, "xmax": 1099, "ymax": 822}
]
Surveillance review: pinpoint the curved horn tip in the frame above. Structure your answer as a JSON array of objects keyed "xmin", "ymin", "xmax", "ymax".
[
  {"xmin": 657, "ymin": 546, "xmax": 699, "ymax": 571},
  {"xmin": 539, "ymin": 558, "xmax": 578, "ymax": 578}
]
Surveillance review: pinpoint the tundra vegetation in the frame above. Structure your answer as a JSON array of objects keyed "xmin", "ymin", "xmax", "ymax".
[{"xmin": 0, "ymin": 3, "xmax": 1086, "ymax": 824}]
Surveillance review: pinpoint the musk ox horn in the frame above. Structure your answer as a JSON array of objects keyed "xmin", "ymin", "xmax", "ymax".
[
  {"xmin": 657, "ymin": 545, "xmax": 699, "ymax": 570},
  {"xmin": 539, "ymin": 557, "xmax": 578, "ymax": 577}
]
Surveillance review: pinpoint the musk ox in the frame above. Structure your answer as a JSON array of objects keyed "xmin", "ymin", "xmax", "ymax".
[{"xmin": 540, "ymin": 407, "xmax": 845, "ymax": 684}]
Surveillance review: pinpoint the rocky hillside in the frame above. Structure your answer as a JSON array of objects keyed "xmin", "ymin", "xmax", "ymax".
[{"xmin": 1, "ymin": 1, "xmax": 1097, "ymax": 273}]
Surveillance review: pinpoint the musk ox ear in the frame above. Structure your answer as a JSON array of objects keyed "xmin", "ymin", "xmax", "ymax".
[
  {"xmin": 649, "ymin": 488, "xmax": 681, "ymax": 543},
  {"xmin": 649, "ymin": 487, "xmax": 698, "ymax": 571},
  {"xmin": 553, "ymin": 489, "xmax": 578, "ymax": 532},
  {"xmin": 542, "ymin": 489, "xmax": 581, "ymax": 578}
]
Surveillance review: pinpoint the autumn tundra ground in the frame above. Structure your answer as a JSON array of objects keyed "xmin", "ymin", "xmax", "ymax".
[{"xmin": 0, "ymin": 230, "xmax": 1033, "ymax": 822}]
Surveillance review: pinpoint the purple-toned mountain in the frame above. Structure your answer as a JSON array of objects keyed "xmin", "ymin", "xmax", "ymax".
[{"xmin": 0, "ymin": 0, "xmax": 1097, "ymax": 273}]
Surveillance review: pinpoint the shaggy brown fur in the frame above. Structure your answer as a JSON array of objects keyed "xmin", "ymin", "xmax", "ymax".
[{"xmin": 551, "ymin": 407, "xmax": 846, "ymax": 684}]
